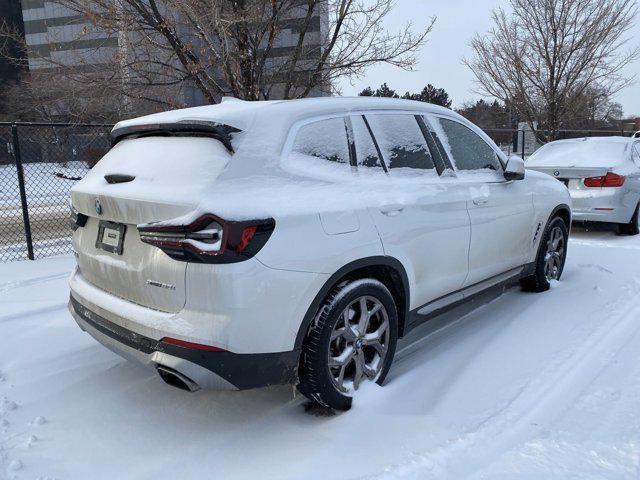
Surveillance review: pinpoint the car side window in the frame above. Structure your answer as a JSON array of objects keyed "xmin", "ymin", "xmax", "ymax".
[
  {"xmin": 291, "ymin": 117, "xmax": 351, "ymax": 166},
  {"xmin": 431, "ymin": 116, "xmax": 502, "ymax": 172},
  {"xmin": 350, "ymin": 116, "xmax": 385, "ymax": 171},
  {"xmin": 365, "ymin": 114, "xmax": 435, "ymax": 173}
]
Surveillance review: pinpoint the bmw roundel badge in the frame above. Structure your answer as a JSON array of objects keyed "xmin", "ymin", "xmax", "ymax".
[
  {"xmin": 554, "ymin": 171, "xmax": 560, "ymax": 177},
  {"xmin": 95, "ymin": 198, "xmax": 103, "ymax": 215}
]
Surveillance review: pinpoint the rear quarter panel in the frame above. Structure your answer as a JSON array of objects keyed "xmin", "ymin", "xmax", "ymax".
[{"xmin": 255, "ymin": 211, "xmax": 384, "ymax": 273}]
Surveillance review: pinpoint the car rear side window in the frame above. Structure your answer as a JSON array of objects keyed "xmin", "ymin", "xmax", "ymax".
[
  {"xmin": 633, "ymin": 143, "xmax": 640, "ymax": 167},
  {"xmin": 432, "ymin": 117, "xmax": 502, "ymax": 172},
  {"xmin": 365, "ymin": 114, "xmax": 435, "ymax": 172},
  {"xmin": 291, "ymin": 117, "xmax": 351, "ymax": 165},
  {"xmin": 350, "ymin": 116, "xmax": 385, "ymax": 171}
]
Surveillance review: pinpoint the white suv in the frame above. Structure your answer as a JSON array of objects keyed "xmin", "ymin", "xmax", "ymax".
[{"xmin": 68, "ymin": 97, "xmax": 571, "ymax": 410}]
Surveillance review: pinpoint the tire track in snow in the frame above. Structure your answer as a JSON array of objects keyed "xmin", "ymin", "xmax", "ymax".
[
  {"xmin": 0, "ymin": 303, "xmax": 68, "ymax": 324},
  {"xmin": 0, "ymin": 272, "xmax": 69, "ymax": 294},
  {"xmin": 570, "ymin": 238, "xmax": 640, "ymax": 251},
  {"xmin": 370, "ymin": 277, "xmax": 640, "ymax": 480}
]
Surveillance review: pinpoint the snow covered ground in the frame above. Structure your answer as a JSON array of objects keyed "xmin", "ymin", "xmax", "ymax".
[{"xmin": 1, "ymin": 226, "xmax": 639, "ymax": 480}]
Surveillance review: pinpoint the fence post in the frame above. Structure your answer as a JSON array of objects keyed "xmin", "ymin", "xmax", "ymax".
[
  {"xmin": 520, "ymin": 130, "xmax": 526, "ymax": 160},
  {"xmin": 11, "ymin": 124, "xmax": 34, "ymax": 260}
]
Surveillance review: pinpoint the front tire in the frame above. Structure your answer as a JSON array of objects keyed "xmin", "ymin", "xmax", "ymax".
[
  {"xmin": 520, "ymin": 216, "xmax": 568, "ymax": 292},
  {"xmin": 618, "ymin": 204, "xmax": 640, "ymax": 236},
  {"xmin": 297, "ymin": 278, "xmax": 398, "ymax": 411}
]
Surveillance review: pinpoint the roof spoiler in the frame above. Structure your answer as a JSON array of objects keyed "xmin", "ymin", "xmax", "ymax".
[{"xmin": 111, "ymin": 121, "xmax": 242, "ymax": 153}]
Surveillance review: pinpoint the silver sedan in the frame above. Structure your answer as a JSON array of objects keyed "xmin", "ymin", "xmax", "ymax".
[{"xmin": 527, "ymin": 136, "xmax": 640, "ymax": 235}]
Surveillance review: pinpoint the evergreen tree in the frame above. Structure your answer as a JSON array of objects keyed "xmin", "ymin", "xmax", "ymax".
[
  {"xmin": 359, "ymin": 83, "xmax": 452, "ymax": 107},
  {"xmin": 358, "ymin": 83, "xmax": 400, "ymax": 98},
  {"xmin": 402, "ymin": 84, "xmax": 452, "ymax": 108}
]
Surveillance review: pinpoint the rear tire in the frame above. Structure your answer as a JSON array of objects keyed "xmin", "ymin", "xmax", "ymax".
[
  {"xmin": 520, "ymin": 216, "xmax": 568, "ymax": 292},
  {"xmin": 618, "ymin": 204, "xmax": 640, "ymax": 236},
  {"xmin": 297, "ymin": 278, "xmax": 398, "ymax": 411}
]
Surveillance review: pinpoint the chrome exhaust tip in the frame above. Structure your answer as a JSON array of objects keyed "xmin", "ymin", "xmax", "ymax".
[{"xmin": 157, "ymin": 365, "xmax": 201, "ymax": 392}]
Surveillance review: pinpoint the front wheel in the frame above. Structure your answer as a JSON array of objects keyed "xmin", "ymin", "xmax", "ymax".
[
  {"xmin": 520, "ymin": 216, "xmax": 568, "ymax": 292},
  {"xmin": 297, "ymin": 278, "xmax": 398, "ymax": 411}
]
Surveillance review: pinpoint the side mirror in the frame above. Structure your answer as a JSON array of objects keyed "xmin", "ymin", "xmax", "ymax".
[{"xmin": 504, "ymin": 156, "xmax": 525, "ymax": 181}]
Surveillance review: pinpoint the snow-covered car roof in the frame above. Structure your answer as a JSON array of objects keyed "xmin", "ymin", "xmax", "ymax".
[
  {"xmin": 112, "ymin": 97, "xmax": 475, "ymax": 168},
  {"xmin": 113, "ymin": 96, "xmax": 459, "ymax": 135}
]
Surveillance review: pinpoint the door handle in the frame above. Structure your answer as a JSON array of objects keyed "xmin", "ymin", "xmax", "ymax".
[
  {"xmin": 379, "ymin": 204, "xmax": 404, "ymax": 216},
  {"xmin": 472, "ymin": 198, "xmax": 489, "ymax": 206}
]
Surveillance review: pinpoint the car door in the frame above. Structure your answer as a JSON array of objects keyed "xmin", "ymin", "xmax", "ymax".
[
  {"xmin": 427, "ymin": 114, "xmax": 535, "ymax": 287},
  {"xmin": 355, "ymin": 113, "xmax": 471, "ymax": 311}
]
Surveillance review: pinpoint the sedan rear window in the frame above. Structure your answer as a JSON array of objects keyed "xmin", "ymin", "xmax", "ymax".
[{"xmin": 528, "ymin": 140, "xmax": 630, "ymax": 168}]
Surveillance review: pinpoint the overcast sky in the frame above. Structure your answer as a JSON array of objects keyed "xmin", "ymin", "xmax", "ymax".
[{"xmin": 338, "ymin": 0, "xmax": 640, "ymax": 117}]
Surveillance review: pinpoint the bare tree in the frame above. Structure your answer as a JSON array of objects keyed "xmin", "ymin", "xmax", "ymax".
[
  {"xmin": 0, "ymin": 71, "xmax": 123, "ymax": 123},
  {"xmin": 464, "ymin": 0, "xmax": 639, "ymax": 142},
  {"xmin": 564, "ymin": 86, "xmax": 625, "ymax": 128},
  {"xmin": 1, "ymin": 0, "xmax": 434, "ymax": 119}
]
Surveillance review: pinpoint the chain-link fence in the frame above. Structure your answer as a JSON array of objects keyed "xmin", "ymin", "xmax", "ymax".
[{"xmin": 0, "ymin": 122, "xmax": 113, "ymax": 262}]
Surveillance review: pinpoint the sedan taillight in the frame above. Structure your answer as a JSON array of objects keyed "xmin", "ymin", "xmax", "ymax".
[
  {"xmin": 138, "ymin": 214, "xmax": 275, "ymax": 264},
  {"xmin": 584, "ymin": 172, "xmax": 626, "ymax": 187}
]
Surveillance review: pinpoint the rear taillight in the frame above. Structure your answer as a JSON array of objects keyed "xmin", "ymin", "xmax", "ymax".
[
  {"xmin": 584, "ymin": 172, "xmax": 626, "ymax": 187},
  {"xmin": 137, "ymin": 214, "xmax": 275, "ymax": 264}
]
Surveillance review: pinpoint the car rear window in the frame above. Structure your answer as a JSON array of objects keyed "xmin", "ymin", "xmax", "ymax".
[{"xmin": 528, "ymin": 140, "xmax": 630, "ymax": 168}]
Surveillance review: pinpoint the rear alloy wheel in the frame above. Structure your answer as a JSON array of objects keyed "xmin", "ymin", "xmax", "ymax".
[
  {"xmin": 298, "ymin": 279, "xmax": 398, "ymax": 411},
  {"xmin": 329, "ymin": 296, "xmax": 390, "ymax": 393},
  {"xmin": 618, "ymin": 204, "xmax": 640, "ymax": 236},
  {"xmin": 520, "ymin": 216, "xmax": 568, "ymax": 292}
]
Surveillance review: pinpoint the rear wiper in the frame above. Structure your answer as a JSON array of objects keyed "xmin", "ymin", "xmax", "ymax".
[{"xmin": 111, "ymin": 121, "xmax": 241, "ymax": 153}]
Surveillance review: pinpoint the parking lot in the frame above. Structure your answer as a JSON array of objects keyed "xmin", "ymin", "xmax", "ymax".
[{"xmin": 0, "ymin": 225, "xmax": 638, "ymax": 479}]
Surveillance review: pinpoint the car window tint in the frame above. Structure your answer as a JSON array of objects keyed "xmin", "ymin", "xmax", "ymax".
[
  {"xmin": 291, "ymin": 117, "xmax": 350, "ymax": 165},
  {"xmin": 351, "ymin": 116, "xmax": 385, "ymax": 170},
  {"xmin": 365, "ymin": 114, "xmax": 435, "ymax": 172},
  {"xmin": 432, "ymin": 117, "xmax": 502, "ymax": 172}
]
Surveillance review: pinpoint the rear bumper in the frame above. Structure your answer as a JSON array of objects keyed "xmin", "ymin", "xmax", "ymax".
[
  {"xmin": 69, "ymin": 295, "xmax": 299, "ymax": 390},
  {"xmin": 569, "ymin": 188, "xmax": 637, "ymax": 224}
]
